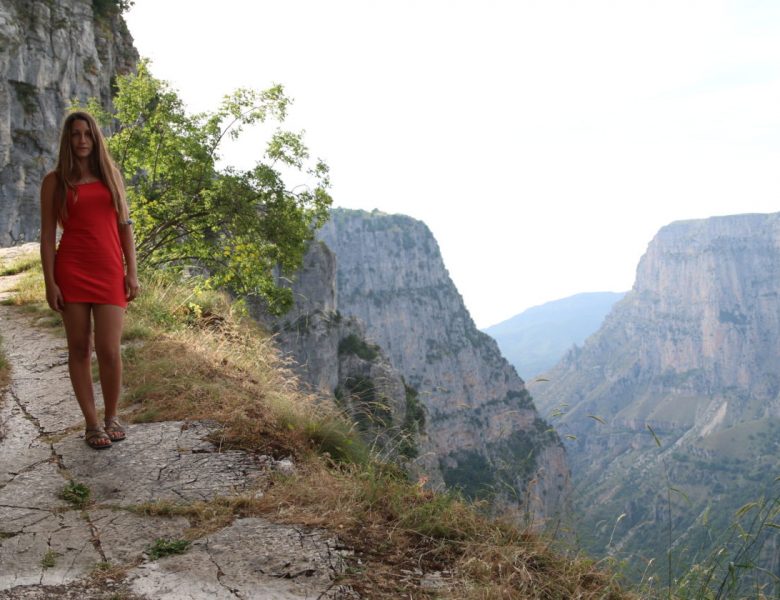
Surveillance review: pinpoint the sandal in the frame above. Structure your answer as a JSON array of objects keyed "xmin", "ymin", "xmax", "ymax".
[
  {"xmin": 85, "ymin": 427, "xmax": 112, "ymax": 450},
  {"xmin": 104, "ymin": 417, "xmax": 126, "ymax": 442}
]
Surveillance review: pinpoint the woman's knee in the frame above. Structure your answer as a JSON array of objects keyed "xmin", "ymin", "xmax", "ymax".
[
  {"xmin": 67, "ymin": 338, "xmax": 92, "ymax": 362},
  {"xmin": 95, "ymin": 344, "xmax": 121, "ymax": 367}
]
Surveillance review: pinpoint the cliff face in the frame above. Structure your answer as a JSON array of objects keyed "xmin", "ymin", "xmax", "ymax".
[
  {"xmin": 252, "ymin": 241, "xmax": 424, "ymax": 462},
  {"xmin": 533, "ymin": 213, "xmax": 780, "ymax": 435},
  {"xmin": 0, "ymin": 0, "xmax": 138, "ymax": 245},
  {"xmin": 317, "ymin": 209, "xmax": 569, "ymax": 519},
  {"xmin": 530, "ymin": 213, "xmax": 780, "ymax": 587}
]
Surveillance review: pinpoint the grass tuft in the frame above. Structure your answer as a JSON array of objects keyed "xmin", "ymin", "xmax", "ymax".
[
  {"xmin": 147, "ymin": 538, "xmax": 190, "ymax": 560},
  {"xmin": 40, "ymin": 549, "xmax": 59, "ymax": 569},
  {"xmin": 0, "ymin": 252, "xmax": 39, "ymax": 276},
  {"xmin": 60, "ymin": 481, "xmax": 91, "ymax": 509},
  {"xmin": 119, "ymin": 270, "xmax": 368, "ymax": 463}
]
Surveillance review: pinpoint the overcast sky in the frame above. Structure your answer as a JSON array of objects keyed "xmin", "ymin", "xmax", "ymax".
[{"xmin": 124, "ymin": 1, "xmax": 780, "ymax": 328}]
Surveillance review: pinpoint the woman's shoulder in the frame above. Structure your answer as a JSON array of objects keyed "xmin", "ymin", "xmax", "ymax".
[{"xmin": 41, "ymin": 171, "xmax": 60, "ymax": 195}]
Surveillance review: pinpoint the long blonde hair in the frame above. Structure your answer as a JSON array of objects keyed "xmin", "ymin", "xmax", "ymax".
[{"xmin": 52, "ymin": 110, "xmax": 130, "ymax": 226}]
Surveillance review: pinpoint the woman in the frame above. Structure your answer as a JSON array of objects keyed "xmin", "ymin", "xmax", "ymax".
[{"xmin": 40, "ymin": 110, "xmax": 139, "ymax": 450}]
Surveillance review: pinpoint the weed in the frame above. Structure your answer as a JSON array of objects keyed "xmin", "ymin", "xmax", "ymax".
[
  {"xmin": 60, "ymin": 481, "xmax": 91, "ymax": 509},
  {"xmin": 147, "ymin": 538, "xmax": 190, "ymax": 560},
  {"xmin": 0, "ymin": 253, "xmax": 39, "ymax": 276},
  {"xmin": 40, "ymin": 549, "xmax": 59, "ymax": 568},
  {"xmin": 129, "ymin": 494, "xmax": 275, "ymax": 540},
  {"xmin": 88, "ymin": 560, "xmax": 131, "ymax": 586}
]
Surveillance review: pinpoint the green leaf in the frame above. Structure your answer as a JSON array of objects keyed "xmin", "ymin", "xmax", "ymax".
[{"xmin": 72, "ymin": 62, "xmax": 331, "ymax": 312}]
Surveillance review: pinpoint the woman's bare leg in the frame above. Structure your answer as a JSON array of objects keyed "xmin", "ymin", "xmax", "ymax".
[
  {"xmin": 93, "ymin": 304, "xmax": 124, "ymax": 424},
  {"xmin": 61, "ymin": 303, "xmax": 106, "ymax": 444}
]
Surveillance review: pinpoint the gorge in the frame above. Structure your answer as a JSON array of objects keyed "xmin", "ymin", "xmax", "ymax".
[
  {"xmin": 530, "ymin": 212, "xmax": 780, "ymax": 589},
  {"xmin": 264, "ymin": 208, "xmax": 570, "ymax": 520}
]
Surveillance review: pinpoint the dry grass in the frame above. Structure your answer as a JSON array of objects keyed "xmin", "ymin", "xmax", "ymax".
[
  {"xmin": 0, "ymin": 252, "xmax": 39, "ymax": 276},
  {"xmin": 2, "ymin": 264, "xmax": 639, "ymax": 598},
  {"xmin": 251, "ymin": 462, "xmax": 635, "ymax": 599},
  {"xmin": 127, "ymin": 460, "xmax": 635, "ymax": 599},
  {"xmin": 120, "ymin": 272, "xmax": 369, "ymax": 463}
]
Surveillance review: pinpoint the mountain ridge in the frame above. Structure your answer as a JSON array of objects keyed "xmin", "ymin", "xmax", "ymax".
[
  {"xmin": 530, "ymin": 211, "xmax": 780, "ymax": 589},
  {"xmin": 316, "ymin": 207, "xmax": 570, "ymax": 519},
  {"xmin": 484, "ymin": 291, "xmax": 626, "ymax": 380}
]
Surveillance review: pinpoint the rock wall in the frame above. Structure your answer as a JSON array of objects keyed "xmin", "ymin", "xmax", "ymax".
[
  {"xmin": 533, "ymin": 212, "xmax": 780, "ymax": 435},
  {"xmin": 530, "ymin": 212, "xmax": 780, "ymax": 588},
  {"xmin": 252, "ymin": 241, "xmax": 424, "ymax": 462},
  {"xmin": 0, "ymin": 0, "xmax": 138, "ymax": 245},
  {"xmin": 317, "ymin": 208, "xmax": 569, "ymax": 520}
]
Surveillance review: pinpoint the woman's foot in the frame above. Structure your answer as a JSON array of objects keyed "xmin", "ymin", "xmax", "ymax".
[
  {"xmin": 85, "ymin": 427, "xmax": 112, "ymax": 450},
  {"xmin": 104, "ymin": 416, "xmax": 126, "ymax": 442}
]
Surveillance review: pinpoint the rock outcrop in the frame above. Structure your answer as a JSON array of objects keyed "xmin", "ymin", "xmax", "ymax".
[
  {"xmin": 317, "ymin": 209, "xmax": 569, "ymax": 520},
  {"xmin": 533, "ymin": 212, "xmax": 780, "ymax": 437},
  {"xmin": 0, "ymin": 0, "xmax": 138, "ymax": 245},
  {"xmin": 252, "ymin": 241, "xmax": 425, "ymax": 462},
  {"xmin": 0, "ymin": 266, "xmax": 356, "ymax": 598},
  {"xmin": 530, "ymin": 212, "xmax": 780, "ymax": 588}
]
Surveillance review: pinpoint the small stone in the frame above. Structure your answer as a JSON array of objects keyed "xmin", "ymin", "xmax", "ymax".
[{"xmin": 274, "ymin": 458, "xmax": 296, "ymax": 475}]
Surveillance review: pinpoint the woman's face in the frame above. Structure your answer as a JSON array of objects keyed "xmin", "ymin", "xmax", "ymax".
[{"xmin": 70, "ymin": 118, "xmax": 94, "ymax": 160}]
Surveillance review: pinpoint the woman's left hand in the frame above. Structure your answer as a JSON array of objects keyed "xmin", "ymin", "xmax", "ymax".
[{"xmin": 125, "ymin": 272, "xmax": 140, "ymax": 302}]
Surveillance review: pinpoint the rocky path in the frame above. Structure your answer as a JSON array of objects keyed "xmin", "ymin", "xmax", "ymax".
[{"xmin": 0, "ymin": 252, "xmax": 357, "ymax": 599}]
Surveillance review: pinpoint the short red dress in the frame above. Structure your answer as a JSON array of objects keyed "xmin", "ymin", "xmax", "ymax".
[{"xmin": 54, "ymin": 180, "xmax": 127, "ymax": 308}]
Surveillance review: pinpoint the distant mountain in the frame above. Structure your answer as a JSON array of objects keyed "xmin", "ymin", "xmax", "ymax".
[{"xmin": 483, "ymin": 292, "xmax": 626, "ymax": 380}]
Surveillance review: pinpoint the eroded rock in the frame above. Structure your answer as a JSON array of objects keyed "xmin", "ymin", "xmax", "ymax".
[
  {"xmin": 128, "ymin": 517, "xmax": 355, "ymax": 600},
  {"xmin": 55, "ymin": 421, "xmax": 267, "ymax": 505},
  {"xmin": 0, "ymin": 294, "xmax": 359, "ymax": 598}
]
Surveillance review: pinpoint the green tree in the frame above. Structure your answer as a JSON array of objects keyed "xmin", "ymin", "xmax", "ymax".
[{"xmin": 82, "ymin": 61, "xmax": 332, "ymax": 313}]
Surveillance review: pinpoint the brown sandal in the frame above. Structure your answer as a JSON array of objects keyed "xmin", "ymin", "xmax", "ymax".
[
  {"xmin": 104, "ymin": 417, "xmax": 126, "ymax": 442},
  {"xmin": 85, "ymin": 427, "xmax": 112, "ymax": 450}
]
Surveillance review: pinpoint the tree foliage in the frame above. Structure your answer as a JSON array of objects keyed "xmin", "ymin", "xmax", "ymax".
[
  {"xmin": 92, "ymin": 0, "xmax": 134, "ymax": 18},
  {"xmin": 81, "ymin": 61, "xmax": 332, "ymax": 313}
]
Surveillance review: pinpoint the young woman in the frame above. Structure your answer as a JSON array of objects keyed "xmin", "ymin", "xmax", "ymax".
[{"xmin": 40, "ymin": 111, "xmax": 139, "ymax": 450}]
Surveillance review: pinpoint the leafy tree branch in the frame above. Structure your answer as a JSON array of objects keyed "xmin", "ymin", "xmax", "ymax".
[{"xmin": 79, "ymin": 60, "xmax": 332, "ymax": 313}]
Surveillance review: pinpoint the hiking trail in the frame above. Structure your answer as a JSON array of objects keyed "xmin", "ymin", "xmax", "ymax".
[{"xmin": 0, "ymin": 245, "xmax": 357, "ymax": 600}]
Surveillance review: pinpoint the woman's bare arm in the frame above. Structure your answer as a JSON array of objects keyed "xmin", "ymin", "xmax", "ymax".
[
  {"xmin": 39, "ymin": 173, "xmax": 63, "ymax": 312},
  {"xmin": 119, "ymin": 223, "xmax": 140, "ymax": 301}
]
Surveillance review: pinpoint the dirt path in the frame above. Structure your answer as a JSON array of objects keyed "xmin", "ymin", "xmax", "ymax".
[{"xmin": 0, "ymin": 249, "xmax": 357, "ymax": 599}]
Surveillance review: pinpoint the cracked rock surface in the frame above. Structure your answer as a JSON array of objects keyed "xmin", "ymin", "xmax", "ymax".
[{"xmin": 0, "ymin": 263, "xmax": 359, "ymax": 599}]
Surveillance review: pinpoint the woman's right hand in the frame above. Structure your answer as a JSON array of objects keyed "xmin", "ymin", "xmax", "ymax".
[{"xmin": 46, "ymin": 283, "xmax": 64, "ymax": 313}]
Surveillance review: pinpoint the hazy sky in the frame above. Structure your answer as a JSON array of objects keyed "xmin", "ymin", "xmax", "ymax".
[{"xmin": 124, "ymin": 1, "xmax": 780, "ymax": 328}]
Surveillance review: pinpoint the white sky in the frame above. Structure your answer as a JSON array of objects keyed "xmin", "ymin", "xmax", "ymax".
[{"xmin": 124, "ymin": 1, "xmax": 780, "ymax": 328}]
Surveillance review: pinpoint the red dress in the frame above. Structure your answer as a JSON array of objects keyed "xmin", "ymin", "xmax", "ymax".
[{"xmin": 54, "ymin": 180, "xmax": 127, "ymax": 308}]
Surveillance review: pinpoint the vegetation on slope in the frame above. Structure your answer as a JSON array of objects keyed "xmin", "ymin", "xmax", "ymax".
[
  {"xmin": 5, "ymin": 253, "xmax": 777, "ymax": 598},
  {"xmin": 1, "ymin": 250, "xmax": 637, "ymax": 599},
  {"xmin": 3, "ymin": 53, "xmax": 769, "ymax": 598},
  {"xmin": 80, "ymin": 61, "xmax": 332, "ymax": 314}
]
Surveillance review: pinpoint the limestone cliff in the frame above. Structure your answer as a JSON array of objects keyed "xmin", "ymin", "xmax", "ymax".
[
  {"xmin": 533, "ymin": 212, "xmax": 780, "ymax": 436},
  {"xmin": 252, "ymin": 241, "xmax": 425, "ymax": 462},
  {"xmin": 530, "ymin": 212, "xmax": 780, "ymax": 587},
  {"xmin": 317, "ymin": 208, "xmax": 569, "ymax": 519},
  {"xmin": 0, "ymin": 0, "xmax": 138, "ymax": 245}
]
